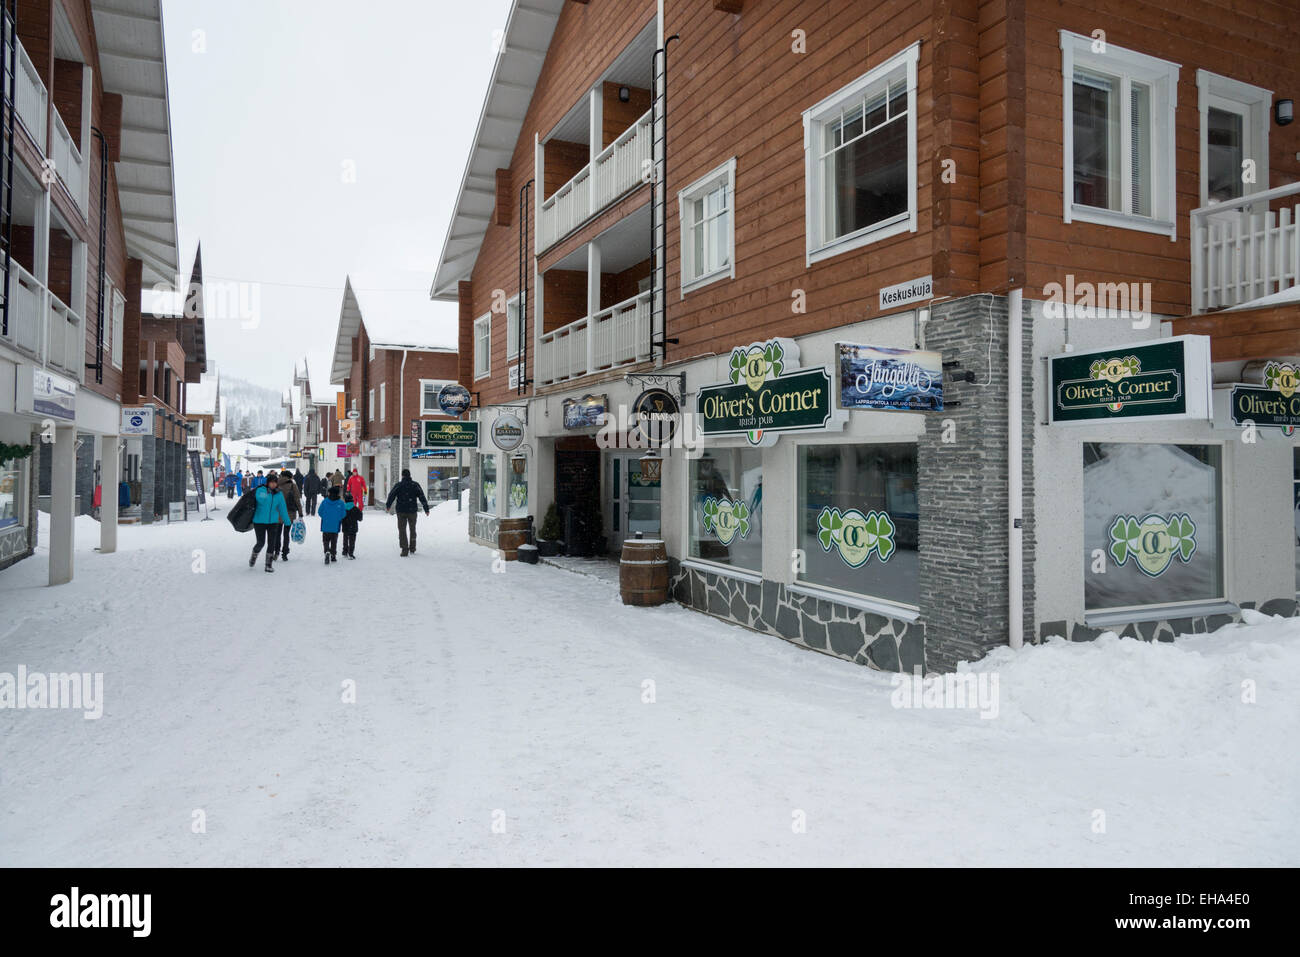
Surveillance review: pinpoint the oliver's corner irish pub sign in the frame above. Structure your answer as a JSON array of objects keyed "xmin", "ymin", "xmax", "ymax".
[
  {"xmin": 1048, "ymin": 335, "xmax": 1212, "ymax": 424},
  {"xmin": 697, "ymin": 338, "xmax": 844, "ymax": 446}
]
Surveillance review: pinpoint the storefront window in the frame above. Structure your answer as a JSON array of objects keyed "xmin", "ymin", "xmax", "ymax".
[
  {"xmin": 480, "ymin": 454, "xmax": 497, "ymax": 515},
  {"xmin": 0, "ymin": 459, "xmax": 25, "ymax": 529},
  {"xmin": 797, "ymin": 444, "xmax": 919, "ymax": 607},
  {"xmin": 1084, "ymin": 443, "xmax": 1223, "ymax": 610},
  {"xmin": 508, "ymin": 458, "xmax": 528, "ymax": 518},
  {"xmin": 690, "ymin": 448, "xmax": 762, "ymax": 573},
  {"xmin": 1293, "ymin": 448, "xmax": 1299, "ymax": 593}
]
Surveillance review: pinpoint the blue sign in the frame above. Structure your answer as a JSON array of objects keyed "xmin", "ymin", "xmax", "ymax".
[
  {"xmin": 563, "ymin": 394, "xmax": 608, "ymax": 430},
  {"xmin": 837, "ymin": 343, "xmax": 943, "ymax": 412},
  {"xmin": 437, "ymin": 383, "xmax": 472, "ymax": 416},
  {"xmin": 411, "ymin": 448, "xmax": 455, "ymax": 459}
]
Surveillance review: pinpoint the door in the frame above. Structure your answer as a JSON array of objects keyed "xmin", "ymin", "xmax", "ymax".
[{"xmin": 607, "ymin": 452, "xmax": 661, "ymax": 549}]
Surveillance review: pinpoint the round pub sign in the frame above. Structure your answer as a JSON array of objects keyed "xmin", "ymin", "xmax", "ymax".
[
  {"xmin": 437, "ymin": 383, "xmax": 472, "ymax": 416},
  {"xmin": 491, "ymin": 412, "xmax": 524, "ymax": 451},
  {"xmin": 631, "ymin": 388, "xmax": 680, "ymax": 447}
]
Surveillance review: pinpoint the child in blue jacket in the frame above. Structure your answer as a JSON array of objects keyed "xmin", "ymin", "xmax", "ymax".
[{"xmin": 317, "ymin": 485, "xmax": 349, "ymax": 564}]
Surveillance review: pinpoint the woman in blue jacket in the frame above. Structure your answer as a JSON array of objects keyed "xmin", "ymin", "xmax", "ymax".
[{"xmin": 249, "ymin": 472, "xmax": 292, "ymax": 572}]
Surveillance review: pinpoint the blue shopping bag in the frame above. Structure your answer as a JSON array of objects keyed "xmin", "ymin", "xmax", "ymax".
[{"xmin": 290, "ymin": 518, "xmax": 306, "ymax": 544}]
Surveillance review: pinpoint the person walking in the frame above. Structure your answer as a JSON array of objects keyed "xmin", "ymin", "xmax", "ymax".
[
  {"xmin": 340, "ymin": 491, "xmax": 363, "ymax": 559},
  {"xmin": 277, "ymin": 469, "xmax": 305, "ymax": 560},
  {"xmin": 385, "ymin": 468, "xmax": 430, "ymax": 557},
  {"xmin": 293, "ymin": 467, "xmax": 305, "ymax": 494},
  {"xmin": 249, "ymin": 472, "xmax": 291, "ymax": 572},
  {"xmin": 346, "ymin": 469, "xmax": 368, "ymax": 510},
  {"xmin": 317, "ymin": 485, "xmax": 347, "ymax": 564},
  {"xmin": 224, "ymin": 471, "xmax": 236, "ymax": 499},
  {"xmin": 303, "ymin": 468, "xmax": 322, "ymax": 516}
]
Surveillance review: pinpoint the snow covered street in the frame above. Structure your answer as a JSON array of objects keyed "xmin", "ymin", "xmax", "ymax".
[{"xmin": 1, "ymin": 500, "xmax": 1297, "ymax": 867}]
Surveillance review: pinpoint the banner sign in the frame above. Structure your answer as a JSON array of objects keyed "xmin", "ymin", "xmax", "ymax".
[
  {"xmin": 188, "ymin": 450, "xmax": 207, "ymax": 506},
  {"xmin": 1229, "ymin": 361, "xmax": 1300, "ymax": 431},
  {"xmin": 411, "ymin": 448, "xmax": 456, "ymax": 459},
  {"xmin": 120, "ymin": 406, "xmax": 154, "ymax": 436},
  {"xmin": 491, "ymin": 412, "xmax": 525, "ymax": 451},
  {"xmin": 424, "ymin": 420, "xmax": 479, "ymax": 449},
  {"xmin": 879, "ymin": 275, "xmax": 933, "ymax": 310},
  {"xmin": 1049, "ymin": 335, "xmax": 1212, "ymax": 424},
  {"xmin": 437, "ymin": 384, "xmax": 473, "ymax": 417},
  {"xmin": 631, "ymin": 388, "xmax": 681, "ymax": 446},
  {"xmin": 563, "ymin": 394, "xmax": 608, "ymax": 430},
  {"xmin": 697, "ymin": 338, "xmax": 842, "ymax": 446},
  {"xmin": 336, "ymin": 392, "xmax": 347, "ymax": 420},
  {"xmin": 336, "ymin": 444, "xmax": 348, "ymax": 458},
  {"xmin": 411, "ymin": 419, "xmax": 421, "ymax": 446},
  {"xmin": 30, "ymin": 369, "xmax": 76, "ymax": 421},
  {"xmin": 837, "ymin": 343, "xmax": 943, "ymax": 412}
]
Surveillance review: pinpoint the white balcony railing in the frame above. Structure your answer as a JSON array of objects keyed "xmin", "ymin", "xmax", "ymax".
[
  {"xmin": 1191, "ymin": 182, "xmax": 1300, "ymax": 313},
  {"xmin": 538, "ymin": 109, "xmax": 652, "ymax": 253},
  {"xmin": 4, "ymin": 33, "xmax": 48, "ymax": 147},
  {"xmin": 50, "ymin": 107, "xmax": 86, "ymax": 211},
  {"xmin": 536, "ymin": 288, "xmax": 653, "ymax": 386},
  {"xmin": 1, "ymin": 259, "xmax": 85, "ymax": 381}
]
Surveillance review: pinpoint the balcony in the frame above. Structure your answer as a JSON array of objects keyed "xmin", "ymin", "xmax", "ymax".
[
  {"xmin": 1191, "ymin": 182, "xmax": 1300, "ymax": 312},
  {"xmin": 1, "ymin": 260, "xmax": 85, "ymax": 382},
  {"xmin": 50, "ymin": 107, "xmax": 86, "ymax": 211},
  {"xmin": 536, "ymin": 288, "xmax": 652, "ymax": 386},
  {"xmin": 538, "ymin": 109, "xmax": 652, "ymax": 253},
  {"xmin": 7, "ymin": 33, "xmax": 48, "ymax": 147}
]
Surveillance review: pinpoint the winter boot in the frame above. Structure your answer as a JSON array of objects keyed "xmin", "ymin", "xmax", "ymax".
[
  {"xmin": 249, "ymin": 549, "xmax": 258, "ymax": 568},
  {"xmin": 401, "ymin": 549, "xmax": 408, "ymax": 557}
]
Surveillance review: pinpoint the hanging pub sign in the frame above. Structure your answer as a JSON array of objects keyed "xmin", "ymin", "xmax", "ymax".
[
  {"xmin": 563, "ymin": 394, "xmax": 608, "ymax": 430},
  {"xmin": 1049, "ymin": 335, "xmax": 1212, "ymax": 424},
  {"xmin": 437, "ymin": 383, "xmax": 473, "ymax": 416},
  {"xmin": 837, "ymin": 343, "xmax": 943, "ymax": 412},
  {"xmin": 630, "ymin": 388, "xmax": 680, "ymax": 446},
  {"xmin": 1229, "ymin": 361, "xmax": 1300, "ymax": 431},
  {"xmin": 491, "ymin": 412, "xmax": 525, "ymax": 451},
  {"xmin": 411, "ymin": 419, "xmax": 421, "ymax": 445},
  {"xmin": 697, "ymin": 338, "xmax": 842, "ymax": 446},
  {"xmin": 424, "ymin": 420, "xmax": 479, "ymax": 449}
]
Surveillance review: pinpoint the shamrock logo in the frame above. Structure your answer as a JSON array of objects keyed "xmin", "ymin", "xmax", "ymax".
[
  {"xmin": 702, "ymin": 496, "xmax": 750, "ymax": 545},
  {"xmin": 1108, "ymin": 512, "xmax": 1197, "ymax": 578},
  {"xmin": 1090, "ymin": 355, "xmax": 1141, "ymax": 412},
  {"xmin": 1264, "ymin": 361, "xmax": 1298, "ymax": 399},
  {"xmin": 510, "ymin": 484, "xmax": 526, "ymax": 509},
  {"xmin": 729, "ymin": 340, "xmax": 786, "ymax": 390},
  {"xmin": 816, "ymin": 507, "xmax": 895, "ymax": 566}
]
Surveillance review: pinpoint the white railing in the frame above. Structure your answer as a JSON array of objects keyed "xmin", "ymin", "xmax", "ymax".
[
  {"xmin": 5, "ymin": 34, "xmax": 48, "ymax": 148},
  {"xmin": 0, "ymin": 259, "xmax": 84, "ymax": 381},
  {"xmin": 50, "ymin": 108, "xmax": 86, "ymax": 211},
  {"xmin": 1191, "ymin": 182, "xmax": 1300, "ymax": 313},
  {"xmin": 538, "ymin": 109, "xmax": 652, "ymax": 253},
  {"xmin": 536, "ymin": 289, "xmax": 652, "ymax": 386}
]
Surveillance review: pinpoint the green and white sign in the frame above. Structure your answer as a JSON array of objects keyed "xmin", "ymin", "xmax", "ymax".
[
  {"xmin": 1229, "ymin": 361, "xmax": 1300, "ymax": 432},
  {"xmin": 1049, "ymin": 335, "xmax": 1211, "ymax": 424},
  {"xmin": 816, "ymin": 507, "xmax": 896, "ymax": 567},
  {"xmin": 1107, "ymin": 513, "xmax": 1197, "ymax": 578},
  {"xmin": 701, "ymin": 496, "xmax": 751, "ymax": 545},
  {"xmin": 423, "ymin": 420, "xmax": 479, "ymax": 448},
  {"xmin": 697, "ymin": 338, "xmax": 843, "ymax": 446}
]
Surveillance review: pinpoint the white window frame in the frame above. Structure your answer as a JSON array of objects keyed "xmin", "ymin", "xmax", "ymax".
[
  {"xmin": 505, "ymin": 295, "xmax": 521, "ymax": 360},
  {"xmin": 678, "ymin": 157, "xmax": 737, "ymax": 295},
  {"xmin": 1195, "ymin": 69, "xmax": 1271, "ymax": 208},
  {"xmin": 419, "ymin": 378, "xmax": 456, "ymax": 416},
  {"xmin": 379, "ymin": 382, "xmax": 386, "ymax": 422},
  {"xmin": 1060, "ymin": 30, "xmax": 1179, "ymax": 241},
  {"xmin": 473, "ymin": 313, "xmax": 491, "ymax": 380},
  {"xmin": 368, "ymin": 388, "xmax": 374, "ymax": 422},
  {"xmin": 802, "ymin": 42, "xmax": 919, "ymax": 267},
  {"xmin": 111, "ymin": 287, "xmax": 124, "ymax": 370}
]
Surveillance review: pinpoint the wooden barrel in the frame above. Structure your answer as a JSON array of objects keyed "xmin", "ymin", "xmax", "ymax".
[
  {"xmin": 620, "ymin": 538, "xmax": 669, "ymax": 606},
  {"xmin": 498, "ymin": 517, "xmax": 531, "ymax": 561}
]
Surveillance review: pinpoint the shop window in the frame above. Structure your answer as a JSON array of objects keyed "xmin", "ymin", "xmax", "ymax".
[
  {"xmin": 1293, "ymin": 448, "xmax": 1299, "ymax": 593},
  {"xmin": 797, "ymin": 443, "xmax": 919, "ymax": 608},
  {"xmin": 1083, "ymin": 443, "xmax": 1223, "ymax": 611},
  {"xmin": 689, "ymin": 448, "xmax": 762, "ymax": 573},
  {"xmin": 508, "ymin": 458, "xmax": 528, "ymax": 518},
  {"xmin": 0, "ymin": 457, "xmax": 26, "ymax": 529},
  {"xmin": 480, "ymin": 453, "xmax": 497, "ymax": 515}
]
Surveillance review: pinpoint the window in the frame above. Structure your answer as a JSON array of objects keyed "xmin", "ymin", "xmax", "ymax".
[
  {"xmin": 474, "ymin": 314, "xmax": 491, "ymax": 379},
  {"xmin": 379, "ymin": 383, "xmax": 386, "ymax": 422},
  {"xmin": 1061, "ymin": 31, "xmax": 1179, "ymax": 239},
  {"xmin": 480, "ymin": 453, "xmax": 497, "ymax": 515},
  {"xmin": 420, "ymin": 380, "xmax": 456, "ymax": 415},
  {"xmin": 798, "ymin": 444, "xmax": 919, "ymax": 608},
  {"xmin": 803, "ymin": 43, "xmax": 918, "ymax": 265},
  {"xmin": 689, "ymin": 448, "xmax": 762, "ymax": 574},
  {"xmin": 1293, "ymin": 449, "xmax": 1298, "ymax": 594},
  {"xmin": 1083, "ymin": 443, "xmax": 1223, "ymax": 611},
  {"xmin": 111, "ymin": 288, "xmax": 124, "ymax": 369},
  {"xmin": 368, "ymin": 389, "xmax": 374, "ymax": 422},
  {"xmin": 506, "ymin": 296, "xmax": 521, "ymax": 360},
  {"xmin": 508, "ymin": 459, "xmax": 527, "ymax": 518},
  {"xmin": 678, "ymin": 158, "xmax": 736, "ymax": 293},
  {"xmin": 1196, "ymin": 70, "xmax": 1271, "ymax": 207},
  {"xmin": 0, "ymin": 456, "xmax": 27, "ymax": 530}
]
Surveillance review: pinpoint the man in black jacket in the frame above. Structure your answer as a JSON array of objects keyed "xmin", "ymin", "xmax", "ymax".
[
  {"xmin": 303, "ymin": 468, "xmax": 322, "ymax": 515},
  {"xmin": 385, "ymin": 468, "xmax": 430, "ymax": 557}
]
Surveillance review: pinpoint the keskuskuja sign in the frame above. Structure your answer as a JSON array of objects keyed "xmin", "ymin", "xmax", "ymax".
[{"xmin": 1048, "ymin": 335, "xmax": 1212, "ymax": 424}]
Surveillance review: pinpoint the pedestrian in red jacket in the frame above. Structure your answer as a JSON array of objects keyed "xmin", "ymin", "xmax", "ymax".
[{"xmin": 346, "ymin": 471, "xmax": 367, "ymax": 510}]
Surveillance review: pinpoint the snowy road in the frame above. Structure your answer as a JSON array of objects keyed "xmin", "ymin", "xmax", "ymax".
[{"xmin": 1, "ymin": 501, "xmax": 1297, "ymax": 866}]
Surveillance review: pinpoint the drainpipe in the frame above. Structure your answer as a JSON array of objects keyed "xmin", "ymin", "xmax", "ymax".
[
  {"xmin": 399, "ymin": 348, "xmax": 408, "ymax": 488},
  {"xmin": 1007, "ymin": 287, "xmax": 1024, "ymax": 650}
]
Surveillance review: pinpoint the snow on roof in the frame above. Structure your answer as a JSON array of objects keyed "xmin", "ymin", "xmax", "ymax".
[
  {"xmin": 331, "ymin": 277, "xmax": 457, "ymax": 383},
  {"xmin": 223, "ymin": 439, "xmax": 273, "ymax": 460},
  {"xmin": 188, "ymin": 368, "xmax": 220, "ymax": 416},
  {"xmin": 245, "ymin": 428, "xmax": 290, "ymax": 445},
  {"xmin": 1225, "ymin": 285, "xmax": 1300, "ymax": 311}
]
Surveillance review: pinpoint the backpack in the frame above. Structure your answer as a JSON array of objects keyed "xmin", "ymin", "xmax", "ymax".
[{"xmin": 227, "ymin": 489, "xmax": 257, "ymax": 533}]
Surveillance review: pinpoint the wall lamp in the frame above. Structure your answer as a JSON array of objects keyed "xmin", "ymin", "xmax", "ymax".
[{"xmin": 1276, "ymin": 99, "xmax": 1294, "ymax": 127}]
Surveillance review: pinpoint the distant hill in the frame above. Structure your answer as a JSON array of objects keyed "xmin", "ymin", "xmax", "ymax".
[{"xmin": 222, "ymin": 376, "xmax": 284, "ymax": 439}]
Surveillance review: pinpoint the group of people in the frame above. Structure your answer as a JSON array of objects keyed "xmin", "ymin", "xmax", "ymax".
[{"xmin": 232, "ymin": 463, "xmax": 432, "ymax": 569}]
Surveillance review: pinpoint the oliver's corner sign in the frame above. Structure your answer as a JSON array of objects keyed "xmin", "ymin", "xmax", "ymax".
[
  {"xmin": 1229, "ymin": 360, "xmax": 1300, "ymax": 432},
  {"xmin": 423, "ymin": 420, "xmax": 479, "ymax": 449},
  {"xmin": 697, "ymin": 338, "xmax": 844, "ymax": 446},
  {"xmin": 1048, "ymin": 335, "xmax": 1212, "ymax": 424}
]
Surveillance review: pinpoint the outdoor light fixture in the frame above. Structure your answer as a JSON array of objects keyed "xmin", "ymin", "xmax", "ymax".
[
  {"xmin": 511, "ymin": 453, "xmax": 527, "ymax": 475},
  {"xmin": 639, "ymin": 451, "xmax": 663, "ymax": 484},
  {"xmin": 1276, "ymin": 99, "xmax": 1294, "ymax": 126},
  {"xmin": 618, "ymin": 85, "xmax": 631, "ymax": 102}
]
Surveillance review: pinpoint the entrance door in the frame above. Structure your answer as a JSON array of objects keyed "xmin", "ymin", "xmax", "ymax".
[{"xmin": 608, "ymin": 452, "xmax": 661, "ymax": 549}]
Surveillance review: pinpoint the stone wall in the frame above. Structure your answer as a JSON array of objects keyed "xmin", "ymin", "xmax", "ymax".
[{"xmin": 1041, "ymin": 598, "xmax": 1300, "ymax": 644}]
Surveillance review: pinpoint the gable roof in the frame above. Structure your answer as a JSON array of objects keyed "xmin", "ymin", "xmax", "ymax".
[{"xmin": 330, "ymin": 277, "xmax": 457, "ymax": 384}]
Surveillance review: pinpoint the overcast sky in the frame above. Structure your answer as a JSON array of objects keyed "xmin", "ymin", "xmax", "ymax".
[{"xmin": 160, "ymin": 0, "xmax": 513, "ymax": 393}]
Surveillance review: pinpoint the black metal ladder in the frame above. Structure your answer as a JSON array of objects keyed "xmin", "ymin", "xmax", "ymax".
[
  {"xmin": 648, "ymin": 37, "xmax": 679, "ymax": 362},
  {"xmin": 1, "ymin": 0, "xmax": 17, "ymax": 341}
]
